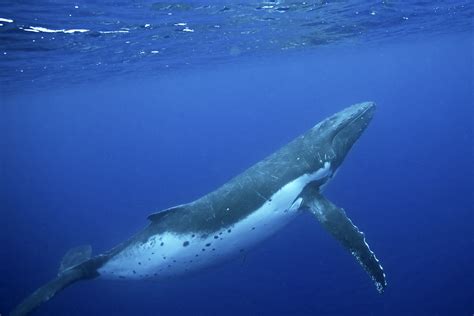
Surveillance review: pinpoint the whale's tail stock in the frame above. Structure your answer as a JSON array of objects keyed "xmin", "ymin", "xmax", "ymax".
[{"xmin": 11, "ymin": 245, "xmax": 103, "ymax": 316}]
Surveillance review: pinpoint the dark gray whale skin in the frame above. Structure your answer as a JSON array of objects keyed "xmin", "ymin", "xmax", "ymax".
[
  {"xmin": 11, "ymin": 102, "xmax": 386, "ymax": 316},
  {"xmin": 146, "ymin": 101, "xmax": 375, "ymax": 233}
]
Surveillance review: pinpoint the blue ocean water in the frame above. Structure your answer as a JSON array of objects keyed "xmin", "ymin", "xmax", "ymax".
[{"xmin": 1, "ymin": 1, "xmax": 473, "ymax": 315}]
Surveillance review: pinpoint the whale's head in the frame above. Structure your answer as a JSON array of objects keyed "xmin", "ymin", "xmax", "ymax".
[{"xmin": 309, "ymin": 102, "xmax": 375, "ymax": 172}]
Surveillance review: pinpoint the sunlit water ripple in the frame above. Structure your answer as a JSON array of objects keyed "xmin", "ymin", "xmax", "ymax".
[{"xmin": 0, "ymin": 0, "xmax": 472, "ymax": 93}]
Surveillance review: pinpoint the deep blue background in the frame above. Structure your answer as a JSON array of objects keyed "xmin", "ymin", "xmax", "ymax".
[{"xmin": 2, "ymin": 34, "xmax": 473, "ymax": 315}]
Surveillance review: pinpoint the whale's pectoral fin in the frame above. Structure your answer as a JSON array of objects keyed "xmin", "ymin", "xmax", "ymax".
[{"xmin": 302, "ymin": 191, "xmax": 387, "ymax": 293}]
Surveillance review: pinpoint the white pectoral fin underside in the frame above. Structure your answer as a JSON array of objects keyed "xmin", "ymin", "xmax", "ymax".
[{"xmin": 302, "ymin": 191, "xmax": 387, "ymax": 293}]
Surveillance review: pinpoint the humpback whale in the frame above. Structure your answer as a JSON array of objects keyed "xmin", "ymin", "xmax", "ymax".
[{"xmin": 11, "ymin": 101, "xmax": 387, "ymax": 316}]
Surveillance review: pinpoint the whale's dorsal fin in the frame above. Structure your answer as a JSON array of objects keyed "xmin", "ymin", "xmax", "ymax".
[
  {"xmin": 301, "ymin": 188, "xmax": 387, "ymax": 293},
  {"xmin": 147, "ymin": 204, "xmax": 188, "ymax": 222}
]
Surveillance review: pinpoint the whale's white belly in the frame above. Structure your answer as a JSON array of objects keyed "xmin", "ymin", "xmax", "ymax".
[{"xmin": 98, "ymin": 162, "xmax": 331, "ymax": 280}]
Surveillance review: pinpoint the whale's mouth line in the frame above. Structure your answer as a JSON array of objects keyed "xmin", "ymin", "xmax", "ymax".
[{"xmin": 345, "ymin": 103, "xmax": 373, "ymax": 127}]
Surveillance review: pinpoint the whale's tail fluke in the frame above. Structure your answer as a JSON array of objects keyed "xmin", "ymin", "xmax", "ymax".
[
  {"xmin": 58, "ymin": 245, "xmax": 92, "ymax": 274},
  {"xmin": 11, "ymin": 245, "xmax": 102, "ymax": 316}
]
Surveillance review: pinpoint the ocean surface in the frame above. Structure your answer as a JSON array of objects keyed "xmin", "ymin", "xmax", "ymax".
[{"xmin": 1, "ymin": 1, "xmax": 473, "ymax": 315}]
